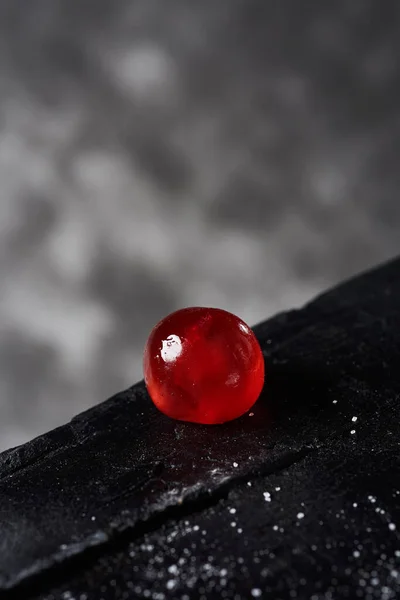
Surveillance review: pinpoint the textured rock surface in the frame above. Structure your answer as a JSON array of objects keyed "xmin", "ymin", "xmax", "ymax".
[
  {"xmin": 0, "ymin": 258, "xmax": 399, "ymax": 599},
  {"xmin": 1, "ymin": 0, "xmax": 400, "ymax": 449}
]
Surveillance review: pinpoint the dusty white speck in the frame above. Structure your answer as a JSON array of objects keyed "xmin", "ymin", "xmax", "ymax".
[
  {"xmin": 229, "ymin": 508, "xmax": 236, "ymax": 514},
  {"xmin": 395, "ymin": 550, "xmax": 400, "ymax": 557},
  {"xmin": 353, "ymin": 550, "xmax": 360, "ymax": 558},
  {"xmin": 350, "ymin": 430, "xmax": 356, "ymax": 434},
  {"xmin": 368, "ymin": 495, "xmax": 377, "ymax": 503},
  {"xmin": 226, "ymin": 371, "xmax": 240, "ymax": 386},
  {"xmin": 233, "ymin": 462, "xmax": 238, "ymax": 468},
  {"xmin": 273, "ymin": 525, "xmax": 278, "ymax": 531},
  {"xmin": 91, "ymin": 516, "xmax": 96, "ymax": 521},
  {"xmin": 220, "ymin": 568, "xmax": 228, "ymax": 576},
  {"xmin": 249, "ymin": 412, "xmax": 254, "ymax": 417},
  {"xmin": 353, "ymin": 503, "xmax": 358, "ymax": 508},
  {"xmin": 168, "ymin": 565, "xmax": 178, "ymax": 575},
  {"xmin": 332, "ymin": 400, "xmax": 338, "ymax": 404},
  {"xmin": 263, "ymin": 492, "xmax": 271, "ymax": 502},
  {"xmin": 231, "ymin": 521, "xmax": 237, "ymax": 527},
  {"xmin": 166, "ymin": 580, "xmax": 176, "ymax": 590},
  {"xmin": 251, "ymin": 589, "xmax": 262, "ymax": 598},
  {"xmin": 352, "ymin": 416, "xmax": 358, "ymax": 422},
  {"xmin": 247, "ymin": 482, "xmax": 252, "ymax": 487},
  {"xmin": 297, "ymin": 512, "xmax": 305, "ymax": 520},
  {"xmin": 275, "ymin": 487, "xmax": 281, "ymax": 491},
  {"xmin": 193, "ymin": 525, "xmax": 200, "ymax": 531},
  {"xmin": 238, "ymin": 528, "xmax": 243, "ymax": 533},
  {"xmin": 389, "ymin": 523, "xmax": 396, "ymax": 531}
]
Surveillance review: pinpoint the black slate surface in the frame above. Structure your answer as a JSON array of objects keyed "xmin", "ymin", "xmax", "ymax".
[{"xmin": 1, "ymin": 258, "xmax": 400, "ymax": 599}]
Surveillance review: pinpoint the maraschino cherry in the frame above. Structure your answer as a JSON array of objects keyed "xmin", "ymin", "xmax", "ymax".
[{"xmin": 143, "ymin": 307, "xmax": 264, "ymax": 424}]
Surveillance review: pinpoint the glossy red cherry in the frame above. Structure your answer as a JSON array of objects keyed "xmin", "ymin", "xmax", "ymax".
[{"xmin": 143, "ymin": 307, "xmax": 265, "ymax": 424}]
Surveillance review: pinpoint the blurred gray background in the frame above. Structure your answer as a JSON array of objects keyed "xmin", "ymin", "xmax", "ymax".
[{"xmin": 0, "ymin": 0, "xmax": 400, "ymax": 450}]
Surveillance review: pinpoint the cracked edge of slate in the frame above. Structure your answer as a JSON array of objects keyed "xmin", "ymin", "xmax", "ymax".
[
  {"xmin": 0, "ymin": 444, "xmax": 319, "ymax": 596},
  {"xmin": 0, "ymin": 385, "xmax": 375, "ymax": 593}
]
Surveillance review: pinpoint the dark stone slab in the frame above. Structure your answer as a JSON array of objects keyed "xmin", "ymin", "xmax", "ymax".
[{"xmin": 1, "ymin": 258, "xmax": 400, "ymax": 599}]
